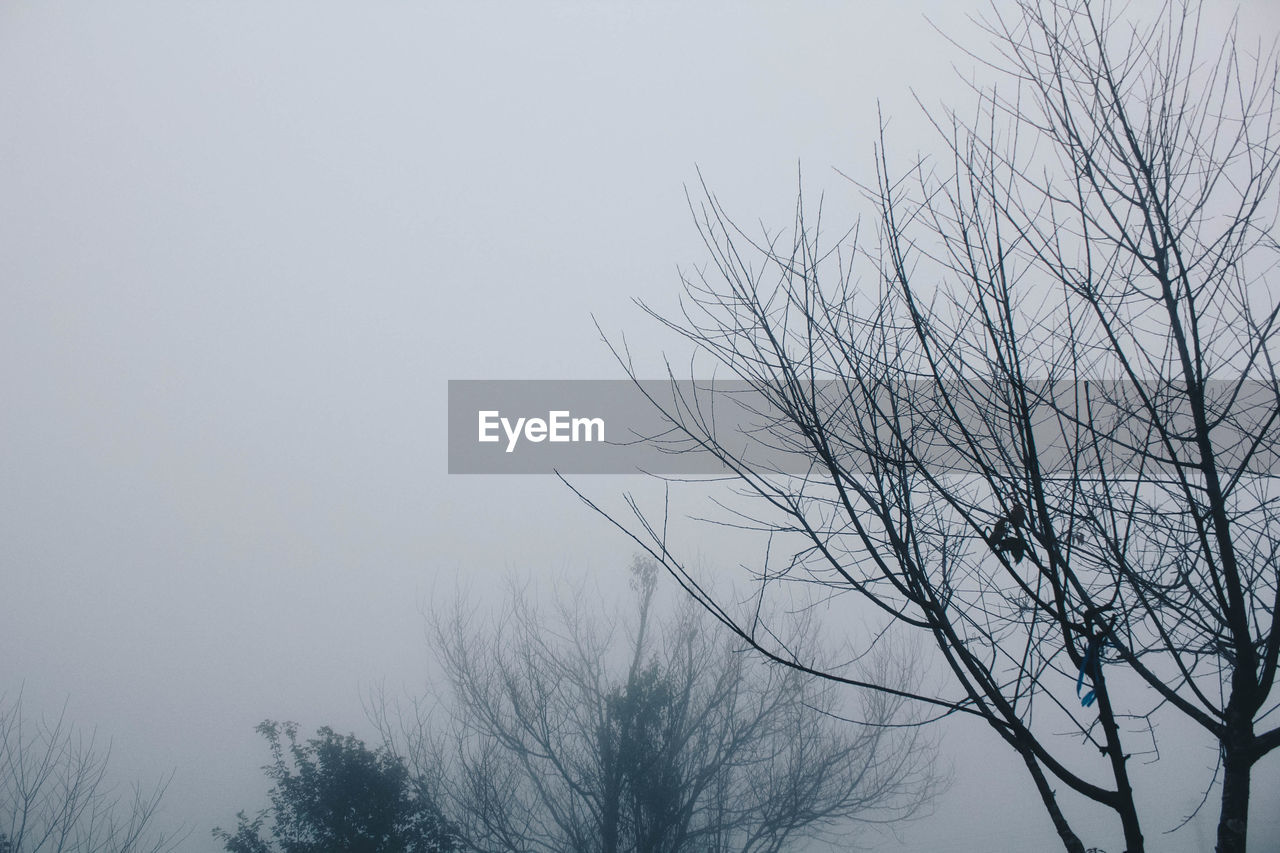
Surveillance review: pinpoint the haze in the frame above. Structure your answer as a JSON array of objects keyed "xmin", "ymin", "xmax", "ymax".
[{"xmin": 3, "ymin": 2, "xmax": 1278, "ymax": 851}]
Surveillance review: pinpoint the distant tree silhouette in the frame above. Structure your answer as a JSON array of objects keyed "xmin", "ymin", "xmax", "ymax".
[
  {"xmin": 0, "ymin": 692, "xmax": 178, "ymax": 853},
  {"xmin": 214, "ymin": 721, "xmax": 458, "ymax": 853},
  {"xmin": 382, "ymin": 558, "xmax": 938, "ymax": 853}
]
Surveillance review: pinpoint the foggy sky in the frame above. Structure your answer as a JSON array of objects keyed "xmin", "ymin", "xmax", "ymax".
[{"xmin": 3, "ymin": 1, "xmax": 1278, "ymax": 851}]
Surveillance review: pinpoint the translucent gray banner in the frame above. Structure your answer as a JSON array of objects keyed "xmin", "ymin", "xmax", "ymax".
[{"xmin": 447, "ymin": 379, "xmax": 1280, "ymax": 476}]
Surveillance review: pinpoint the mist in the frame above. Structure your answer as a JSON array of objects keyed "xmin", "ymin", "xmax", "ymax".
[{"xmin": 3, "ymin": 2, "xmax": 1279, "ymax": 851}]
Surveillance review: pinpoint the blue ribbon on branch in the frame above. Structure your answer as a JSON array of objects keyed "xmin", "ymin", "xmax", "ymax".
[{"xmin": 1076, "ymin": 634, "xmax": 1106, "ymax": 707}]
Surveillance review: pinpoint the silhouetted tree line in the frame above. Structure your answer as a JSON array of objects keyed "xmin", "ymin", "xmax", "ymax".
[{"xmin": 216, "ymin": 558, "xmax": 939, "ymax": 853}]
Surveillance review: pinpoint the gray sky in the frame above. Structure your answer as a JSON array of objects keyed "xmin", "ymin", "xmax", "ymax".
[{"xmin": 3, "ymin": 1, "xmax": 1279, "ymax": 851}]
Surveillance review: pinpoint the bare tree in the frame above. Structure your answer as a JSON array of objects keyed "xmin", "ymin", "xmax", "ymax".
[
  {"xmin": 574, "ymin": 2, "xmax": 1280, "ymax": 852},
  {"xmin": 0, "ymin": 693, "xmax": 179, "ymax": 853},
  {"xmin": 385, "ymin": 559, "xmax": 938, "ymax": 853}
]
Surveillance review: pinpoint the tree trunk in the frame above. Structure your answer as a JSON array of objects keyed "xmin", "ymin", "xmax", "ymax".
[{"xmin": 1216, "ymin": 709, "xmax": 1254, "ymax": 853}]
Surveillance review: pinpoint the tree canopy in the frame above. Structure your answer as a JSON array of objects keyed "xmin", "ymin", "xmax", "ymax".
[
  {"xmin": 390, "ymin": 558, "xmax": 938, "ymax": 853},
  {"xmin": 215, "ymin": 721, "xmax": 458, "ymax": 853},
  {"xmin": 583, "ymin": 2, "xmax": 1280, "ymax": 852}
]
